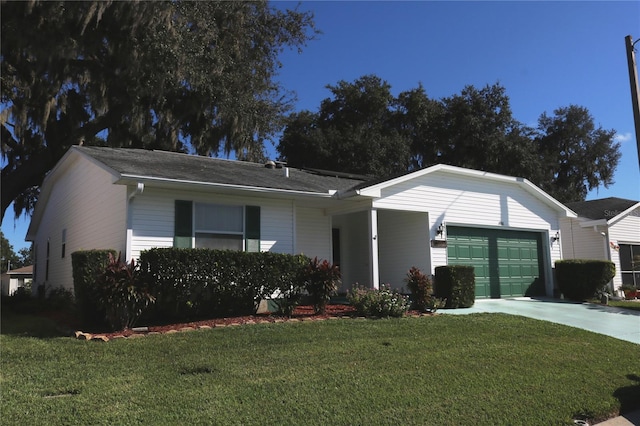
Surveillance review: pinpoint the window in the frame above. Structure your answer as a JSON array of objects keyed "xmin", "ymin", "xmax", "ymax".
[
  {"xmin": 619, "ymin": 244, "xmax": 640, "ymax": 287},
  {"xmin": 61, "ymin": 229, "xmax": 67, "ymax": 258},
  {"xmin": 174, "ymin": 201, "xmax": 260, "ymax": 252},
  {"xmin": 194, "ymin": 203, "xmax": 244, "ymax": 251}
]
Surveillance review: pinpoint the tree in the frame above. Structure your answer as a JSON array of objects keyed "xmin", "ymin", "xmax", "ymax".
[
  {"xmin": 18, "ymin": 246, "xmax": 33, "ymax": 268},
  {"xmin": 0, "ymin": 231, "xmax": 20, "ymax": 273},
  {"xmin": 535, "ymin": 105, "xmax": 620, "ymax": 202},
  {"xmin": 278, "ymin": 76, "xmax": 620, "ymax": 202},
  {"xmin": 278, "ymin": 75, "xmax": 411, "ymax": 178},
  {"xmin": 1, "ymin": 1, "xmax": 316, "ymax": 221},
  {"xmin": 395, "ymin": 84, "xmax": 442, "ymax": 170}
]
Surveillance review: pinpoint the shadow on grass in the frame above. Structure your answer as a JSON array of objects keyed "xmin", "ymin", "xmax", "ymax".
[
  {"xmin": 0, "ymin": 309, "xmax": 69, "ymax": 338},
  {"xmin": 614, "ymin": 374, "xmax": 640, "ymax": 414}
]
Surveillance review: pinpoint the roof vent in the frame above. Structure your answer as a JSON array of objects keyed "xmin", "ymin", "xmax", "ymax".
[{"xmin": 265, "ymin": 160, "xmax": 276, "ymax": 169}]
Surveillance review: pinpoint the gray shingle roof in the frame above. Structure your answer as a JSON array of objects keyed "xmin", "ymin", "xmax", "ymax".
[
  {"xmin": 565, "ymin": 197, "xmax": 639, "ymax": 220},
  {"xmin": 76, "ymin": 146, "xmax": 365, "ymax": 193}
]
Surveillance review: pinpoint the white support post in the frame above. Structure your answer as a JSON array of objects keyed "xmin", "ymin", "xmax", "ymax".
[{"xmin": 368, "ymin": 209, "xmax": 380, "ymax": 290}]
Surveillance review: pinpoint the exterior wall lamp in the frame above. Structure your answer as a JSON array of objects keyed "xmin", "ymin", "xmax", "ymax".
[
  {"xmin": 551, "ymin": 231, "xmax": 560, "ymax": 243},
  {"xmin": 436, "ymin": 223, "xmax": 445, "ymax": 237}
]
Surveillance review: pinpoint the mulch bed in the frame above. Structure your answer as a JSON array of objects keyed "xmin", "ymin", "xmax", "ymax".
[{"xmin": 39, "ymin": 305, "xmax": 430, "ymax": 341}]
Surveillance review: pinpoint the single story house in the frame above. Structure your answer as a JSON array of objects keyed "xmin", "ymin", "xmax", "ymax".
[
  {"xmin": 561, "ymin": 197, "xmax": 640, "ymax": 291},
  {"xmin": 26, "ymin": 146, "xmax": 576, "ymax": 299},
  {"xmin": 1, "ymin": 265, "xmax": 33, "ymax": 296}
]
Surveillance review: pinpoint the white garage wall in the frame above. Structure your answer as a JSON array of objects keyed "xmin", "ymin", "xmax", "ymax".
[
  {"xmin": 378, "ymin": 210, "xmax": 430, "ymax": 291},
  {"xmin": 372, "ymin": 171, "xmax": 562, "ymax": 270}
]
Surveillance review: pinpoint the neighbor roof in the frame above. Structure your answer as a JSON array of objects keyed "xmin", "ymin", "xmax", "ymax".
[
  {"xmin": 6, "ymin": 265, "xmax": 33, "ymax": 275},
  {"xmin": 76, "ymin": 146, "xmax": 365, "ymax": 194},
  {"xmin": 565, "ymin": 197, "xmax": 639, "ymax": 221}
]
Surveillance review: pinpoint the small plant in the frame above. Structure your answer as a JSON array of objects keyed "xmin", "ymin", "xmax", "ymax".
[
  {"xmin": 348, "ymin": 284, "xmax": 410, "ymax": 318},
  {"xmin": 425, "ymin": 296, "xmax": 446, "ymax": 313},
  {"xmin": 405, "ymin": 266, "xmax": 433, "ymax": 311},
  {"xmin": 95, "ymin": 252, "xmax": 155, "ymax": 330},
  {"xmin": 273, "ymin": 294, "xmax": 300, "ymax": 317},
  {"xmin": 304, "ymin": 257, "xmax": 341, "ymax": 314},
  {"xmin": 619, "ymin": 284, "xmax": 638, "ymax": 300}
]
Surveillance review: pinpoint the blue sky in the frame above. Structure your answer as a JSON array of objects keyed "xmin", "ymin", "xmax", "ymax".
[{"xmin": 2, "ymin": 0, "xmax": 639, "ymax": 252}]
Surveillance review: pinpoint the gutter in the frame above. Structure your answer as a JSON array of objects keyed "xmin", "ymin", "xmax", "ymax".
[{"xmin": 117, "ymin": 174, "xmax": 337, "ymax": 198}]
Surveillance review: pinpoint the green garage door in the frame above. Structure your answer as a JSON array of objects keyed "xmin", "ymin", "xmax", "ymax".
[{"xmin": 447, "ymin": 227, "xmax": 545, "ymax": 298}]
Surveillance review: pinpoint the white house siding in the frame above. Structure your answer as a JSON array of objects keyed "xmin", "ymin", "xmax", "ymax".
[
  {"xmin": 333, "ymin": 212, "xmax": 370, "ymax": 291},
  {"xmin": 260, "ymin": 200, "xmax": 294, "ymax": 254},
  {"xmin": 129, "ymin": 187, "xmax": 296, "ymax": 259},
  {"xmin": 370, "ymin": 171, "xmax": 562, "ymax": 295},
  {"xmin": 33, "ymin": 156, "xmax": 127, "ymax": 293},
  {"xmin": 129, "ymin": 189, "xmax": 175, "ymax": 259},
  {"xmin": 609, "ymin": 209, "xmax": 640, "ymax": 289},
  {"xmin": 377, "ymin": 209, "xmax": 430, "ymax": 291},
  {"xmin": 295, "ymin": 206, "xmax": 332, "ymax": 261},
  {"xmin": 559, "ymin": 218, "xmax": 607, "ymax": 260}
]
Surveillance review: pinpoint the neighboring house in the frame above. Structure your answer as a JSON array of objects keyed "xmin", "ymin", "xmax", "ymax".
[
  {"xmin": 0, "ymin": 265, "xmax": 33, "ymax": 296},
  {"xmin": 561, "ymin": 197, "xmax": 640, "ymax": 291},
  {"xmin": 26, "ymin": 146, "xmax": 576, "ymax": 299}
]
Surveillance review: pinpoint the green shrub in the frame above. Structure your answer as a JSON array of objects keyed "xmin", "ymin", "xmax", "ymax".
[
  {"xmin": 71, "ymin": 249, "xmax": 117, "ymax": 326},
  {"xmin": 94, "ymin": 252, "xmax": 155, "ymax": 331},
  {"xmin": 46, "ymin": 287, "xmax": 75, "ymax": 311},
  {"xmin": 348, "ymin": 284, "xmax": 410, "ymax": 318},
  {"xmin": 304, "ymin": 257, "xmax": 341, "ymax": 314},
  {"xmin": 555, "ymin": 260, "xmax": 615, "ymax": 301},
  {"xmin": 424, "ymin": 296, "xmax": 447, "ymax": 313},
  {"xmin": 405, "ymin": 266, "xmax": 433, "ymax": 311},
  {"xmin": 1, "ymin": 286, "xmax": 32, "ymax": 307},
  {"xmin": 139, "ymin": 248, "xmax": 309, "ymax": 320},
  {"xmin": 434, "ymin": 265, "xmax": 475, "ymax": 308}
]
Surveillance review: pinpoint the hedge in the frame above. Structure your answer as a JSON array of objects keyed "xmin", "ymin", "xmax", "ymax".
[
  {"xmin": 71, "ymin": 249, "xmax": 117, "ymax": 327},
  {"xmin": 139, "ymin": 248, "xmax": 309, "ymax": 320},
  {"xmin": 555, "ymin": 259, "xmax": 615, "ymax": 301},
  {"xmin": 434, "ymin": 265, "xmax": 475, "ymax": 308}
]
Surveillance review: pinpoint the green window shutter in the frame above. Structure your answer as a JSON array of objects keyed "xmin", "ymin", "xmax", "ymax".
[
  {"xmin": 174, "ymin": 200, "xmax": 193, "ymax": 248},
  {"xmin": 245, "ymin": 205, "xmax": 260, "ymax": 252}
]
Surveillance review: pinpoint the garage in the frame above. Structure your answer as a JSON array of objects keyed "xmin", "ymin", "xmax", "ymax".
[{"xmin": 447, "ymin": 226, "xmax": 546, "ymax": 299}]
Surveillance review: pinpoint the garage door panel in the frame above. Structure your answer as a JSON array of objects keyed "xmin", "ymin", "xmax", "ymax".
[
  {"xmin": 447, "ymin": 227, "xmax": 545, "ymax": 298},
  {"xmin": 470, "ymin": 246, "xmax": 485, "ymax": 258}
]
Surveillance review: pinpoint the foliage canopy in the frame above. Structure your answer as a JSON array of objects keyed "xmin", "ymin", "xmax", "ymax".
[
  {"xmin": 278, "ymin": 75, "xmax": 621, "ymax": 202},
  {"xmin": 1, "ymin": 0, "xmax": 316, "ymax": 221}
]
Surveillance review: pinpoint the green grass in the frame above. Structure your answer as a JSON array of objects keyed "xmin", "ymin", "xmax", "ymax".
[
  {"xmin": 1, "ymin": 312, "xmax": 639, "ymax": 425},
  {"xmin": 609, "ymin": 300, "xmax": 640, "ymax": 312}
]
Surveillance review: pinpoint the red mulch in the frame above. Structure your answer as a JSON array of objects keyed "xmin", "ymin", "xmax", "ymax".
[{"xmin": 39, "ymin": 305, "xmax": 429, "ymax": 340}]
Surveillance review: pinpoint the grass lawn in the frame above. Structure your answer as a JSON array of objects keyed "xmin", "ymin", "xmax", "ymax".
[
  {"xmin": 608, "ymin": 300, "xmax": 640, "ymax": 312},
  {"xmin": 1, "ymin": 311, "xmax": 639, "ymax": 425}
]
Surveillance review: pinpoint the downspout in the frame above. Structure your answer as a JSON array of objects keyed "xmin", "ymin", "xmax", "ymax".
[{"xmin": 126, "ymin": 183, "xmax": 144, "ymax": 261}]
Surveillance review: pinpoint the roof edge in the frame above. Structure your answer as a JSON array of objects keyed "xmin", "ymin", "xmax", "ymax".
[
  {"xmin": 607, "ymin": 202, "xmax": 640, "ymax": 225},
  {"xmin": 349, "ymin": 164, "xmax": 577, "ymax": 217},
  {"xmin": 117, "ymin": 174, "xmax": 337, "ymax": 198}
]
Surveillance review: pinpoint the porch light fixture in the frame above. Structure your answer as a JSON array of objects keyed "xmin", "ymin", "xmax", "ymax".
[
  {"xmin": 436, "ymin": 223, "xmax": 445, "ymax": 237},
  {"xmin": 551, "ymin": 232, "xmax": 560, "ymax": 243}
]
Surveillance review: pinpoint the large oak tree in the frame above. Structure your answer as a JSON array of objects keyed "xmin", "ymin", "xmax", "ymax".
[
  {"xmin": 278, "ymin": 75, "xmax": 411, "ymax": 177},
  {"xmin": 1, "ymin": 0, "xmax": 316, "ymax": 221},
  {"xmin": 278, "ymin": 76, "xmax": 621, "ymax": 202}
]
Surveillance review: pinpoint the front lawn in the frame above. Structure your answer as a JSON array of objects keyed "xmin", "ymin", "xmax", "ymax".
[
  {"xmin": 1, "ymin": 312, "xmax": 639, "ymax": 425},
  {"xmin": 608, "ymin": 300, "xmax": 640, "ymax": 312}
]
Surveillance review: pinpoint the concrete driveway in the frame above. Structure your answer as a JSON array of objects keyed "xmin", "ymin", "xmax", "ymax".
[{"xmin": 440, "ymin": 297, "xmax": 640, "ymax": 344}]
